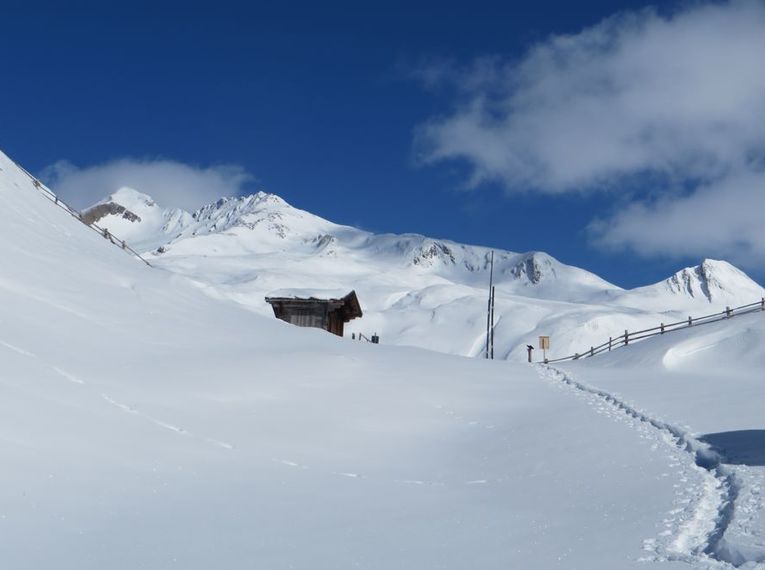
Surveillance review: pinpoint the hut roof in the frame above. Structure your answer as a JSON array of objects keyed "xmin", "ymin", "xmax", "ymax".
[
  {"xmin": 266, "ymin": 288, "xmax": 354, "ymax": 301},
  {"xmin": 265, "ymin": 289, "xmax": 362, "ymax": 322}
]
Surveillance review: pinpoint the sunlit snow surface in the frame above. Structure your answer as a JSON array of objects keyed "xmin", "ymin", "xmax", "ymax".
[
  {"xmin": 559, "ymin": 313, "xmax": 765, "ymax": 567},
  {"xmin": 2, "ymin": 150, "xmax": 764, "ymax": 568}
]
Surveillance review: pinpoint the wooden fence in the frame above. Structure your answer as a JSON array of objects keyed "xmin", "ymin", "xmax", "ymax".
[{"xmin": 542, "ymin": 298, "xmax": 765, "ymax": 364}]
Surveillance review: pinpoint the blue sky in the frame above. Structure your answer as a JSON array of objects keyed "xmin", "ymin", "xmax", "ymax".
[{"xmin": 2, "ymin": 0, "xmax": 763, "ymax": 288}]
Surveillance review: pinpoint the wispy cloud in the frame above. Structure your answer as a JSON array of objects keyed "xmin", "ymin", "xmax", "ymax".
[
  {"xmin": 589, "ymin": 167, "xmax": 765, "ymax": 266},
  {"xmin": 41, "ymin": 158, "xmax": 255, "ymax": 211},
  {"xmin": 415, "ymin": 1, "xmax": 765, "ymax": 268}
]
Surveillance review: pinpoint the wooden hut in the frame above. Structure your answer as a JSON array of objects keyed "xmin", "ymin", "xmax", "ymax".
[{"xmin": 265, "ymin": 290, "xmax": 363, "ymax": 337}]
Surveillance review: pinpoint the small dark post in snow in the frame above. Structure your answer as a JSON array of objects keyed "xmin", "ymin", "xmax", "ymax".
[
  {"xmin": 608, "ymin": 337, "xmax": 612, "ymax": 351},
  {"xmin": 526, "ymin": 345, "xmax": 534, "ymax": 363},
  {"xmin": 589, "ymin": 346, "xmax": 594, "ymax": 357},
  {"xmin": 688, "ymin": 316, "xmax": 693, "ymax": 326},
  {"xmin": 660, "ymin": 323, "xmax": 665, "ymax": 334},
  {"xmin": 726, "ymin": 306, "xmax": 732, "ymax": 318},
  {"xmin": 351, "ymin": 333, "xmax": 355, "ymax": 340},
  {"xmin": 761, "ymin": 298, "xmax": 765, "ymax": 311},
  {"xmin": 624, "ymin": 330, "xmax": 629, "ymax": 346}
]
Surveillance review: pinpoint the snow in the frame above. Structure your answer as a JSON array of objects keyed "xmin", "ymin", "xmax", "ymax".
[
  {"xmin": 4, "ymin": 147, "xmax": 765, "ymax": 568},
  {"xmin": 553, "ymin": 311, "xmax": 765, "ymax": 566},
  {"xmin": 266, "ymin": 287, "xmax": 357, "ymax": 300},
  {"xmin": 84, "ymin": 189, "xmax": 765, "ymax": 363}
]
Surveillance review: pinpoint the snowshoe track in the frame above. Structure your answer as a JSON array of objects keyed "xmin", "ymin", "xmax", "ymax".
[{"xmin": 539, "ymin": 365, "xmax": 765, "ymax": 568}]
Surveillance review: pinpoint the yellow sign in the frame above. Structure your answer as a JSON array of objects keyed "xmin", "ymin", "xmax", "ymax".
[{"xmin": 539, "ymin": 336, "xmax": 550, "ymax": 350}]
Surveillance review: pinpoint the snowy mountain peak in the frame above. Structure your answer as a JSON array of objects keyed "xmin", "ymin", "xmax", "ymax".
[
  {"xmin": 191, "ymin": 192, "xmax": 291, "ymax": 228},
  {"xmin": 664, "ymin": 259, "xmax": 760, "ymax": 302},
  {"xmin": 106, "ymin": 187, "xmax": 157, "ymax": 208},
  {"xmin": 411, "ymin": 240, "xmax": 457, "ymax": 267},
  {"xmin": 509, "ymin": 252, "xmax": 556, "ymax": 285},
  {"xmin": 610, "ymin": 258, "xmax": 765, "ymax": 313},
  {"xmin": 184, "ymin": 191, "xmax": 332, "ymax": 244},
  {"xmin": 82, "ymin": 187, "xmax": 159, "ymax": 225},
  {"xmin": 193, "ymin": 191, "xmax": 289, "ymax": 220},
  {"xmin": 81, "ymin": 187, "xmax": 192, "ymax": 251}
]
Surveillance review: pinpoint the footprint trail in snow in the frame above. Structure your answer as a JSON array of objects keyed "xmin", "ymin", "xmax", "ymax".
[{"xmin": 539, "ymin": 365, "xmax": 765, "ymax": 568}]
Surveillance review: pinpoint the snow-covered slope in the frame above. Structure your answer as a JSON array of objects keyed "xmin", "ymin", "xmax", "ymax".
[
  {"xmin": 1, "ymin": 147, "xmax": 728, "ymax": 568},
  {"xmin": 553, "ymin": 311, "xmax": 765, "ymax": 565},
  {"xmin": 84, "ymin": 189, "xmax": 765, "ymax": 362}
]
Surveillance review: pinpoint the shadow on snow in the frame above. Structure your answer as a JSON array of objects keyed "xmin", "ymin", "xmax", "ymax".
[{"xmin": 699, "ymin": 430, "xmax": 765, "ymax": 466}]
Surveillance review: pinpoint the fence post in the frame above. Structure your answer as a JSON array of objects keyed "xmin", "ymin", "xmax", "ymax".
[
  {"xmin": 624, "ymin": 330, "xmax": 629, "ymax": 346},
  {"xmin": 660, "ymin": 323, "xmax": 665, "ymax": 334},
  {"xmin": 590, "ymin": 346, "xmax": 594, "ymax": 357},
  {"xmin": 762, "ymin": 298, "xmax": 765, "ymax": 311},
  {"xmin": 688, "ymin": 316, "xmax": 693, "ymax": 327},
  {"xmin": 574, "ymin": 353, "xmax": 579, "ymax": 360},
  {"xmin": 608, "ymin": 337, "xmax": 612, "ymax": 351},
  {"xmin": 726, "ymin": 306, "xmax": 731, "ymax": 318}
]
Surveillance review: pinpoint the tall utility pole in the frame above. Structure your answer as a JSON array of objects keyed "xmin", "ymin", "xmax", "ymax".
[
  {"xmin": 490, "ymin": 285, "xmax": 495, "ymax": 360},
  {"xmin": 485, "ymin": 250, "xmax": 494, "ymax": 359}
]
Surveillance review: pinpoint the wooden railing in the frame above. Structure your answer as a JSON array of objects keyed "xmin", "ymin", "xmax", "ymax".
[
  {"xmin": 10, "ymin": 158, "xmax": 152, "ymax": 267},
  {"xmin": 541, "ymin": 298, "xmax": 765, "ymax": 363}
]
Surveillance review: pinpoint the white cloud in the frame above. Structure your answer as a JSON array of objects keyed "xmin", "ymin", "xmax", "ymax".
[
  {"xmin": 417, "ymin": 1, "xmax": 765, "ymax": 192},
  {"xmin": 590, "ymin": 167, "xmax": 765, "ymax": 266},
  {"xmin": 41, "ymin": 158, "xmax": 255, "ymax": 211},
  {"xmin": 414, "ymin": 1, "xmax": 765, "ymax": 268}
]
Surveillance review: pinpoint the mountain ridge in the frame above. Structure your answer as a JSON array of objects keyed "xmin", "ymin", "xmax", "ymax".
[
  {"xmin": 83, "ymin": 188, "xmax": 618, "ymax": 291},
  {"xmin": 81, "ymin": 187, "xmax": 765, "ymax": 361}
]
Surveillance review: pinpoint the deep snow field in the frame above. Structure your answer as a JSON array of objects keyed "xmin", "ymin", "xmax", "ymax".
[
  {"xmin": 557, "ymin": 312, "xmax": 765, "ymax": 567},
  {"xmin": 2, "ymin": 149, "xmax": 764, "ymax": 569}
]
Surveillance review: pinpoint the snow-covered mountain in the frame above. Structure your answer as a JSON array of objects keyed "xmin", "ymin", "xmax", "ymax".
[
  {"xmin": 85, "ymin": 188, "xmax": 613, "ymax": 293},
  {"xmin": 617, "ymin": 259, "xmax": 765, "ymax": 308},
  {"xmin": 84, "ymin": 188, "xmax": 765, "ymax": 361},
  {"xmin": 83, "ymin": 188, "xmax": 192, "ymax": 251}
]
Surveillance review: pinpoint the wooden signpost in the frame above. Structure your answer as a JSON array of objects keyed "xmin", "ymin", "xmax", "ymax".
[{"xmin": 539, "ymin": 335, "xmax": 550, "ymax": 362}]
